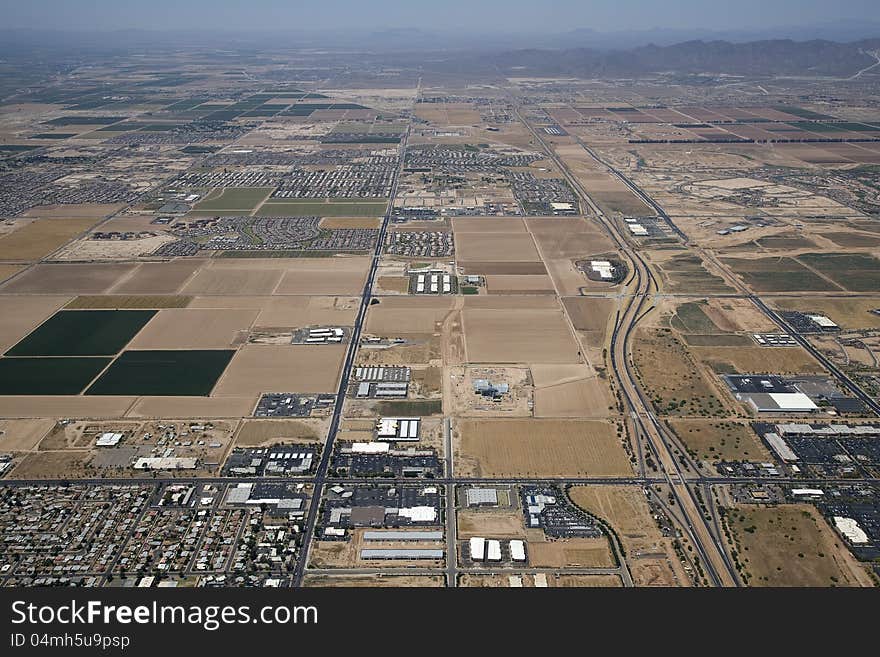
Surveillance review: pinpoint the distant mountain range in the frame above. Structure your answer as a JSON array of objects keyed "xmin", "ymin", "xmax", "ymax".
[{"xmin": 481, "ymin": 39, "xmax": 880, "ymax": 77}]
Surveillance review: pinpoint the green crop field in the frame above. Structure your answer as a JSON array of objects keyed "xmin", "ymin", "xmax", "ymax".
[
  {"xmin": 86, "ymin": 349, "xmax": 235, "ymax": 396},
  {"xmin": 6, "ymin": 310, "xmax": 156, "ymax": 357},
  {"xmin": 193, "ymin": 187, "xmax": 274, "ymax": 212},
  {"xmin": 256, "ymin": 199, "xmax": 387, "ymax": 217},
  {"xmin": 0, "ymin": 357, "xmax": 111, "ymax": 395}
]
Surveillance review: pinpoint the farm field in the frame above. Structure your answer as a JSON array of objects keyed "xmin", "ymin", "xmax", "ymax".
[
  {"xmin": 463, "ymin": 306, "xmax": 580, "ymax": 363},
  {"xmin": 212, "ymin": 344, "xmax": 344, "ymax": 395},
  {"xmin": 6, "ymin": 309, "xmax": 155, "ymax": 356},
  {"xmin": 0, "ymin": 217, "xmax": 98, "ymax": 261},
  {"xmin": 86, "ymin": 349, "xmax": 234, "ymax": 396}
]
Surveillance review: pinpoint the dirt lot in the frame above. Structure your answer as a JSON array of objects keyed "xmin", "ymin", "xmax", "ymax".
[
  {"xmin": 0, "ymin": 419, "xmax": 55, "ymax": 451},
  {"xmin": 569, "ymin": 485, "xmax": 690, "ymax": 586},
  {"xmin": 181, "ymin": 267, "xmax": 283, "ymax": 296},
  {"xmin": 455, "ymin": 418, "xmax": 632, "ymax": 477},
  {"xmin": 528, "ymin": 537, "xmax": 615, "ymax": 568},
  {"xmin": 127, "ymin": 308, "xmax": 258, "ymax": 349},
  {"xmin": 668, "ymin": 419, "xmax": 771, "ymax": 462},
  {"xmin": 233, "ymin": 419, "xmax": 326, "ymax": 446},
  {"xmin": 463, "ymin": 307, "xmax": 580, "ymax": 363},
  {"xmin": 303, "ymin": 575, "xmax": 444, "ymax": 587},
  {"xmin": 452, "ymin": 217, "xmax": 527, "ymax": 233},
  {"xmin": 726, "ymin": 504, "xmax": 873, "ymax": 587},
  {"xmin": 213, "ymin": 345, "xmax": 345, "ymax": 396}
]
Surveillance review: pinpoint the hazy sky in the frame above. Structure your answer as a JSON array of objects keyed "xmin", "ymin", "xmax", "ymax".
[{"xmin": 2, "ymin": 0, "xmax": 878, "ymax": 32}]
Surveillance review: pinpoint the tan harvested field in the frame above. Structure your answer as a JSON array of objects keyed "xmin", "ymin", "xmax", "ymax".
[
  {"xmin": 319, "ymin": 217, "xmax": 382, "ymax": 229},
  {"xmin": 669, "ymin": 419, "xmax": 771, "ymax": 462},
  {"xmin": 0, "ymin": 295, "xmax": 70, "ymax": 352},
  {"xmin": 213, "ymin": 345, "xmax": 345, "ymax": 396},
  {"xmin": 727, "ymin": 504, "xmax": 873, "ymax": 587},
  {"xmin": 691, "ymin": 345, "xmax": 823, "ymax": 375},
  {"xmin": 533, "ymin": 376, "xmax": 614, "ymax": 417},
  {"xmin": 526, "ymin": 217, "xmax": 615, "ymax": 260},
  {"xmin": 23, "ymin": 203, "xmax": 123, "ymax": 218},
  {"xmin": 569, "ymin": 485, "xmax": 688, "ymax": 587},
  {"xmin": 181, "ymin": 267, "xmax": 283, "ymax": 296},
  {"xmin": 128, "ymin": 308, "xmax": 258, "ymax": 349},
  {"xmin": 463, "ymin": 307, "xmax": 580, "ymax": 363},
  {"xmin": 456, "ymin": 419, "xmax": 631, "ymax": 477},
  {"xmin": 561, "ymin": 296, "xmax": 616, "ymax": 332},
  {"xmin": 65, "ymin": 295, "xmax": 192, "ymax": 309},
  {"xmin": 0, "ymin": 419, "xmax": 55, "ymax": 451},
  {"xmin": 452, "ymin": 217, "xmax": 527, "ymax": 233},
  {"xmin": 365, "ymin": 296, "xmax": 454, "ymax": 334},
  {"xmin": 303, "ymin": 575, "xmax": 444, "ymax": 588},
  {"xmin": 484, "ymin": 274, "xmax": 555, "ymax": 294},
  {"xmin": 0, "ymin": 396, "xmax": 136, "ymax": 419},
  {"xmin": 125, "ymin": 396, "xmax": 256, "ymax": 419},
  {"xmin": 463, "ymin": 295, "xmax": 560, "ymax": 310},
  {"xmin": 274, "ymin": 257, "xmax": 370, "ymax": 295},
  {"xmin": 0, "ymin": 217, "xmax": 98, "ymax": 261},
  {"xmin": 528, "ymin": 537, "xmax": 615, "ymax": 568},
  {"xmin": 455, "ymin": 233, "xmax": 540, "ymax": 262},
  {"xmin": 0, "ymin": 262, "xmax": 136, "ymax": 294},
  {"xmin": 459, "ymin": 261, "xmax": 547, "ymax": 275},
  {"xmin": 254, "ymin": 296, "xmax": 359, "ymax": 327},
  {"xmin": 112, "ymin": 260, "xmax": 205, "ymax": 294},
  {"xmin": 769, "ymin": 297, "xmax": 880, "ymax": 330},
  {"xmin": 234, "ymin": 419, "xmax": 324, "ymax": 446},
  {"xmin": 0, "ymin": 264, "xmax": 23, "ymax": 282}
]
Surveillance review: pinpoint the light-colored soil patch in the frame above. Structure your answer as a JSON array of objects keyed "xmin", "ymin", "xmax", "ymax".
[
  {"xmin": 213, "ymin": 345, "xmax": 345, "ymax": 396},
  {"xmin": 452, "ymin": 217, "xmax": 527, "ymax": 233},
  {"xmin": 456, "ymin": 418, "xmax": 632, "ymax": 477},
  {"xmin": 0, "ymin": 396, "xmax": 136, "ymax": 419},
  {"xmin": 128, "ymin": 308, "xmax": 258, "ymax": 349},
  {"xmin": 0, "ymin": 265, "xmax": 23, "ymax": 283},
  {"xmin": 125, "ymin": 396, "xmax": 256, "ymax": 418},
  {"xmin": 0, "ymin": 419, "xmax": 55, "ymax": 451}
]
